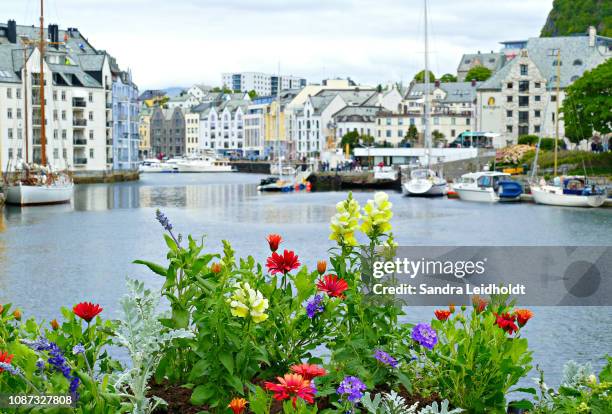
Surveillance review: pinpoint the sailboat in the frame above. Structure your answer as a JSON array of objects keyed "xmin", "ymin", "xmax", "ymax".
[
  {"xmin": 403, "ymin": 0, "xmax": 447, "ymax": 197},
  {"xmin": 5, "ymin": 0, "xmax": 73, "ymax": 206},
  {"xmin": 529, "ymin": 49, "xmax": 605, "ymax": 208}
]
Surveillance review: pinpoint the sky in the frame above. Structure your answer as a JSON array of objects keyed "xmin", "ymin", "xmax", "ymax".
[{"xmin": 3, "ymin": 0, "xmax": 554, "ymax": 90}]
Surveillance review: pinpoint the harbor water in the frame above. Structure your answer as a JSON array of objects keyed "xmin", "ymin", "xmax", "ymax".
[{"xmin": 0, "ymin": 173, "xmax": 611, "ymax": 388}]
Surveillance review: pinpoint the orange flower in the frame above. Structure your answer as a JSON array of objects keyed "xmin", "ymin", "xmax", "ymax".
[
  {"xmin": 264, "ymin": 374, "xmax": 315, "ymax": 406},
  {"xmin": 316, "ymin": 260, "xmax": 327, "ymax": 275},
  {"xmin": 449, "ymin": 304, "xmax": 456, "ymax": 314},
  {"xmin": 0, "ymin": 351, "xmax": 14, "ymax": 372},
  {"xmin": 12, "ymin": 309, "xmax": 21, "ymax": 321},
  {"xmin": 290, "ymin": 363, "xmax": 327, "ymax": 381},
  {"xmin": 211, "ymin": 263, "xmax": 222, "ymax": 274},
  {"xmin": 0, "ymin": 304, "xmax": 4, "ymax": 314},
  {"xmin": 50, "ymin": 319, "xmax": 60, "ymax": 330},
  {"xmin": 472, "ymin": 296, "xmax": 488, "ymax": 313},
  {"xmin": 514, "ymin": 309, "xmax": 533, "ymax": 327},
  {"xmin": 266, "ymin": 234, "xmax": 283, "ymax": 252},
  {"xmin": 228, "ymin": 397, "xmax": 247, "ymax": 414},
  {"xmin": 434, "ymin": 309, "xmax": 452, "ymax": 321}
]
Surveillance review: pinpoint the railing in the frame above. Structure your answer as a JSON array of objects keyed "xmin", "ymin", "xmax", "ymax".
[
  {"xmin": 72, "ymin": 98, "xmax": 86, "ymax": 108},
  {"xmin": 73, "ymin": 119, "xmax": 87, "ymax": 127},
  {"xmin": 74, "ymin": 157, "xmax": 88, "ymax": 165},
  {"xmin": 73, "ymin": 138, "xmax": 87, "ymax": 146}
]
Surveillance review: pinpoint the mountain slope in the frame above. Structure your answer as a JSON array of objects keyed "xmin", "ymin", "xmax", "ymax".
[{"xmin": 541, "ymin": 0, "xmax": 611, "ymax": 37}]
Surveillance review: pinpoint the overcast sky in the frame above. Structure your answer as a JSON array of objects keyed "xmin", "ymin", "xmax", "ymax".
[{"xmin": 4, "ymin": 0, "xmax": 553, "ymax": 90}]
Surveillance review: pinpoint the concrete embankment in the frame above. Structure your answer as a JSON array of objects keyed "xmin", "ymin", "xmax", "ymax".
[
  {"xmin": 230, "ymin": 161, "xmax": 310, "ymax": 174},
  {"xmin": 309, "ymin": 171, "xmax": 400, "ymax": 191},
  {"xmin": 72, "ymin": 170, "xmax": 139, "ymax": 184}
]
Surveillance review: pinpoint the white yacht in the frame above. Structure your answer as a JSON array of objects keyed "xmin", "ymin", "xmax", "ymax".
[
  {"xmin": 530, "ymin": 177, "xmax": 606, "ymax": 208},
  {"xmin": 453, "ymin": 171, "xmax": 523, "ymax": 203},
  {"xmin": 175, "ymin": 154, "xmax": 232, "ymax": 173},
  {"xmin": 138, "ymin": 158, "xmax": 178, "ymax": 173},
  {"xmin": 403, "ymin": 169, "xmax": 447, "ymax": 196}
]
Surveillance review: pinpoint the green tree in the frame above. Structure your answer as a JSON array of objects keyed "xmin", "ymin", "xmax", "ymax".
[
  {"xmin": 361, "ymin": 134, "xmax": 375, "ymax": 146},
  {"xmin": 562, "ymin": 59, "xmax": 612, "ymax": 143},
  {"xmin": 406, "ymin": 124, "xmax": 418, "ymax": 141},
  {"xmin": 432, "ymin": 130, "xmax": 445, "ymax": 146},
  {"xmin": 340, "ymin": 131, "xmax": 360, "ymax": 152},
  {"xmin": 464, "ymin": 66, "xmax": 492, "ymax": 82},
  {"xmin": 541, "ymin": 0, "xmax": 611, "ymax": 37},
  {"xmin": 440, "ymin": 73, "xmax": 457, "ymax": 82},
  {"xmin": 376, "ymin": 84, "xmax": 383, "ymax": 93},
  {"xmin": 413, "ymin": 70, "xmax": 437, "ymax": 83},
  {"xmin": 247, "ymin": 90, "xmax": 258, "ymax": 100}
]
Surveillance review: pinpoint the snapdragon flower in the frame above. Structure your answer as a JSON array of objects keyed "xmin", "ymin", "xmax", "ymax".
[
  {"xmin": 361, "ymin": 192, "xmax": 393, "ymax": 238},
  {"xmin": 229, "ymin": 282, "xmax": 269, "ymax": 323},
  {"xmin": 329, "ymin": 193, "xmax": 361, "ymax": 247}
]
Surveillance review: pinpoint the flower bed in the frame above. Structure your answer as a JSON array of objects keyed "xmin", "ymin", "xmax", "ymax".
[{"xmin": 1, "ymin": 192, "xmax": 611, "ymax": 413}]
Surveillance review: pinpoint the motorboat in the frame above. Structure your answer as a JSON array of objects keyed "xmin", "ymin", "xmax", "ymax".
[
  {"xmin": 175, "ymin": 155, "xmax": 232, "ymax": 173},
  {"xmin": 138, "ymin": 158, "xmax": 178, "ymax": 173},
  {"xmin": 530, "ymin": 176, "xmax": 606, "ymax": 208},
  {"xmin": 403, "ymin": 169, "xmax": 447, "ymax": 196},
  {"xmin": 453, "ymin": 171, "xmax": 523, "ymax": 203}
]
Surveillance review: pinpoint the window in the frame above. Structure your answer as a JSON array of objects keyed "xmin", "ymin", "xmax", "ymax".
[
  {"xmin": 552, "ymin": 113, "xmax": 555, "ymax": 122},
  {"xmin": 552, "ymin": 60, "xmax": 562, "ymax": 66},
  {"xmin": 507, "ymin": 82, "xmax": 513, "ymax": 89},
  {"xmin": 16, "ymin": 88, "xmax": 21, "ymax": 99},
  {"xmin": 386, "ymin": 130, "xmax": 391, "ymax": 138},
  {"xmin": 377, "ymin": 119, "xmax": 381, "ymax": 125},
  {"xmin": 62, "ymin": 129, "xmax": 67, "ymax": 139},
  {"xmin": 506, "ymin": 110, "xmax": 513, "ymax": 118},
  {"xmin": 507, "ymin": 95, "xmax": 513, "ymax": 103},
  {"xmin": 506, "ymin": 125, "xmax": 513, "ymax": 133},
  {"xmin": 53, "ymin": 91, "xmax": 58, "ymax": 101},
  {"xmin": 61, "ymin": 110, "xmax": 66, "ymax": 120},
  {"xmin": 8, "ymin": 128, "xmax": 13, "ymax": 139},
  {"xmin": 534, "ymin": 82, "xmax": 541, "ymax": 88},
  {"xmin": 54, "ymin": 129, "xmax": 58, "ymax": 139},
  {"xmin": 17, "ymin": 128, "xmax": 22, "ymax": 139},
  {"xmin": 17, "ymin": 148, "xmax": 22, "ymax": 159},
  {"xmin": 89, "ymin": 130, "xmax": 94, "ymax": 140},
  {"xmin": 433, "ymin": 117, "xmax": 439, "ymax": 125},
  {"xmin": 551, "ymin": 95, "xmax": 557, "ymax": 102},
  {"xmin": 398, "ymin": 130, "xmax": 403, "ymax": 137},
  {"xmin": 518, "ymin": 96, "xmax": 529, "ymax": 107},
  {"xmin": 466, "ymin": 118, "xmax": 471, "ymax": 125},
  {"xmin": 88, "ymin": 92, "xmax": 93, "ymax": 103},
  {"xmin": 519, "ymin": 111, "xmax": 529, "ymax": 123},
  {"xmin": 519, "ymin": 125, "xmax": 529, "ymax": 135},
  {"xmin": 534, "ymin": 125, "xmax": 541, "ymax": 133},
  {"xmin": 16, "ymin": 108, "xmax": 22, "ymax": 119},
  {"xmin": 451, "ymin": 118, "xmax": 456, "ymax": 125},
  {"xmin": 53, "ymin": 110, "xmax": 58, "ymax": 120},
  {"xmin": 534, "ymin": 110, "xmax": 541, "ymax": 118},
  {"xmin": 8, "ymin": 149, "xmax": 13, "ymax": 158},
  {"xmin": 398, "ymin": 118, "xmax": 404, "ymax": 125},
  {"xmin": 386, "ymin": 118, "xmax": 392, "ymax": 126},
  {"xmin": 519, "ymin": 80, "xmax": 529, "ymax": 92},
  {"xmin": 61, "ymin": 90, "xmax": 66, "ymax": 101},
  {"xmin": 54, "ymin": 148, "xmax": 59, "ymax": 159},
  {"xmin": 573, "ymin": 59, "xmax": 583, "ymax": 66},
  {"xmin": 520, "ymin": 64, "xmax": 528, "ymax": 76},
  {"xmin": 570, "ymin": 75, "xmax": 579, "ymax": 82},
  {"xmin": 547, "ymin": 48, "xmax": 559, "ymax": 57},
  {"xmin": 7, "ymin": 108, "xmax": 12, "ymax": 119},
  {"xmin": 451, "ymin": 129, "xmax": 456, "ymax": 137},
  {"xmin": 89, "ymin": 148, "xmax": 94, "ymax": 159},
  {"xmin": 535, "ymin": 95, "xmax": 541, "ymax": 102},
  {"xmin": 6, "ymin": 88, "xmax": 12, "ymax": 98},
  {"xmin": 62, "ymin": 148, "xmax": 67, "ymax": 159},
  {"xmin": 88, "ymin": 112, "xmax": 94, "ymax": 121},
  {"xmin": 410, "ymin": 118, "xmax": 415, "ymax": 125}
]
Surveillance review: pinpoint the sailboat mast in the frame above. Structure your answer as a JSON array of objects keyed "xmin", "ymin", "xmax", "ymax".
[
  {"xmin": 39, "ymin": 0, "xmax": 47, "ymax": 166},
  {"xmin": 23, "ymin": 47, "xmax": 29, "ymax": 164},
  {"xmin": 554, "ymin": 49, "xmax": 561, "ymax": 176},
  {"xmin": 423, "ymin": 0, "xmax": 431, "ymax": 168},
  {"xmin": 276, "ymin": 63, "xmax": 282, "ymax": 179}
]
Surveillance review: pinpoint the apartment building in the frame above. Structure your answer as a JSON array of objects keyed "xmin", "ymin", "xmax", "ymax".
[
  {"xmin": 109, "ymin": 58, "xmax": 139, "ymax": 170},
  {"xmin": 184, "ymin": 110, "xmax": 200, "ymax": 155},
  {"xmin": 0, "ymin": 20, "xmax": 138, "ymax": 172},
  {"xmin": 477, "ymin": 27, "xmax": 612, "ymax": 146},
  {"xmin": 198, "ymin": 97, "xmax": 249, "ymax": 155},
  {"xmin": 138, "ymin": 106, "xmax": 152, "ymax": 158},
  {"xmin": 150, "ymin": 107, "xmax": 185, "ymax": 157},
  {"xmin": 221, "ymin": 72, "xmax": 306, "ymax": 96}
]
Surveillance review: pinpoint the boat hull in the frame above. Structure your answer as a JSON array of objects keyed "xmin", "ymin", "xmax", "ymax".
[
  {"xmin": 455, "ymin": 186, "xmax": 499, "ymax": 203},
  {"xmin": 403, "ymin": 180, "xmax": 446, "ymax": 196},
  {"xmin": 531, "ymin": 186, "xmax": 606, "ymax": 207},
  {"xmin": 6, "ymin": 183, "xmax": 74, "ymax": 206},
  {"xmin": 176, "ymin": 164, "xmax": 233, "ymax": 173}
]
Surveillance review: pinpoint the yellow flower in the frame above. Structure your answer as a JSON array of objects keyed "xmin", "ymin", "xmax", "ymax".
[
  {"xmin": 229, "ymin": 282, "xmax": 269, "ymax": 323},
  {"xmin": 329, "ymin": 193, "xmax": 361, "ymax": 247},
  {"xmin": 361, "ymin": 192, "xmax": 393, "ymax": 237}
]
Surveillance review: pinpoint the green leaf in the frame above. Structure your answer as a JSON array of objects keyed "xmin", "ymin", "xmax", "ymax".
[
  {"xmin": 219, "ymin": 352, "xmax": 234, "ymax": 375},
  {"xmin": 226, "ymin": 375, "xmax": 244, "ymax": 394},
  {"xmin": 190, "ymin": 384, "xmax": 215, "ymax": 405},
  {"xmin": 396, "ymin": 371, "xmax": 413, "ymax": 394},
  {"xmin": 510, "ymin": 387, "xmax": 537, "ymax": 395},
  {"xmin": 172, "ymin": 306, "xmax": 190, "ymax": 329},
  {"xmin": 508, "ymin": 399, "xmax": 534, "ymax": 410},
  {"xmin": 164, "ymin": 234, "xmax": 179, "ymax": 252},
  {"xmin": 133, "ymin": 260, "xmax": 167, "ymax": 277}
]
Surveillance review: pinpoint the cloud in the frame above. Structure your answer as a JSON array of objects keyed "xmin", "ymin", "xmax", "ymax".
[{"xmin": 1, "ymin": 0, "xmax": 553, "ymax": 89}]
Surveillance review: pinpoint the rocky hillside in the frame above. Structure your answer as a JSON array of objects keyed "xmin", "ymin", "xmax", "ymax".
[{"xmin": 541, "ymin": 0, "xmax": 611, "ymax": 37}]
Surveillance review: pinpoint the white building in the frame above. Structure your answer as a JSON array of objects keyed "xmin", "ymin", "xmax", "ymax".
[
  {"xmin": 221, "ymin": 72, "xmax": 306, "ymax": 96},
  {"xmin": 198, "ymin": 97, "xmax": 250, "ymax": 155},
  {"xmin": 184, "ymin": 110, "xmax": 200, "ymax": 155},
  {"xmin": 477, "ymin": 27, "xmax": 611, "ymax": 147},
  {"xmin": 0, "ymin": 21, "xmax": 116, "ymax": 173}
]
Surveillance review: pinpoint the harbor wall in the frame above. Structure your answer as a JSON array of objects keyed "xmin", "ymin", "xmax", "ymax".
[{"xmin": 72, "ymin": 169, "xmax": 139, "ymax": 184}]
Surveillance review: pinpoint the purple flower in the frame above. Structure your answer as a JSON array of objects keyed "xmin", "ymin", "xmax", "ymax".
[
  {"xmin": 155, "ymin": 209, "xmax": 173, "ymax": 231},
  {"xmin": 337, "ymin": 376, "xmax": 367, "ymax": 403},
  {"xmin": 72, "ymin": 344, "xmax": 86, "ymax": 355},
  {"xmin": 0, "ymin": 362, "xmax": 21, "ymax": 375},
  {"xmin": 305, "ymin": 295, "xmax": 324, "ymax": 319},
  {"xmin": 374, "ymin": 349, "xmax": 398, "ymax": 368},
  {"xmin": 411, "ymin": 323, "xmax": 438, "ymax": 350}
]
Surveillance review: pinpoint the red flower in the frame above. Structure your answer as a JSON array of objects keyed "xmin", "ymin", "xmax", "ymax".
[
  {"xmin": 266, "ymin": 250, "xmax": 300, "ymax": 275},
  {"xmin": 434, "ymin": 309, "xmax": 452, "ymax": 321},
  {"xmin": 228, "ymin": 398, "xmax": 247, "ymax": 414},
  {"xmin": 316, "ymin": 275, "xmax": 349, "ymax": 298},
  {"xmin": 290, "ymin": 363, "xmax": 327, "ymax": 381},
  {"xmin": 266, "ymin": 234, "xmax": 283, "ymax": 252},
  {"xmin": 495, "ymin": 312, "xmax": 518, "ymax": 334},
  {"xmin": 473, "ymin": 296, "xmax": 488, "ymax": 313},
  {"xmin": 514, "ymin": 309, "xmax": 534, "ymax": 327},
  {"xmin": 73, "ymin": 302, "xmax": 103, "ymax": 322},
  {"xmin": 264, "ymin": 374, "xmax": 315, "ymax": 406},
  {"xmin": 0, "ymin": 351, "xmax": 14, "ymax": 372}
]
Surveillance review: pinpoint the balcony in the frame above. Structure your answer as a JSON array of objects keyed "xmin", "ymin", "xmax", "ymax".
[
  {"xmin": 106, "ymin": 103, "xmax": 112, "ymax": 109},
  {"xmin": 74, "ymin": 157, "xmax": 88, "ymax": 165},
  {"xmin": 106, "ymin": 121, "xmax": 112, "ymax": 128},
  {"xmin": 73, "ymin": 119, "xmax": 87, "ymax": 127},
  {"xmin": 72, "ymin": 98, "xmax": 86, "ymax": 108},
  {"xmin": 73, "ymin": 137, "xmax": 87, "ymax": 146}
]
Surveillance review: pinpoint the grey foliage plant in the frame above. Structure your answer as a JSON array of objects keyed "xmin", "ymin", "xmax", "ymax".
[{"xmin": 113, "ymin": 279, "xmax": 194, "ymax": 414}]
